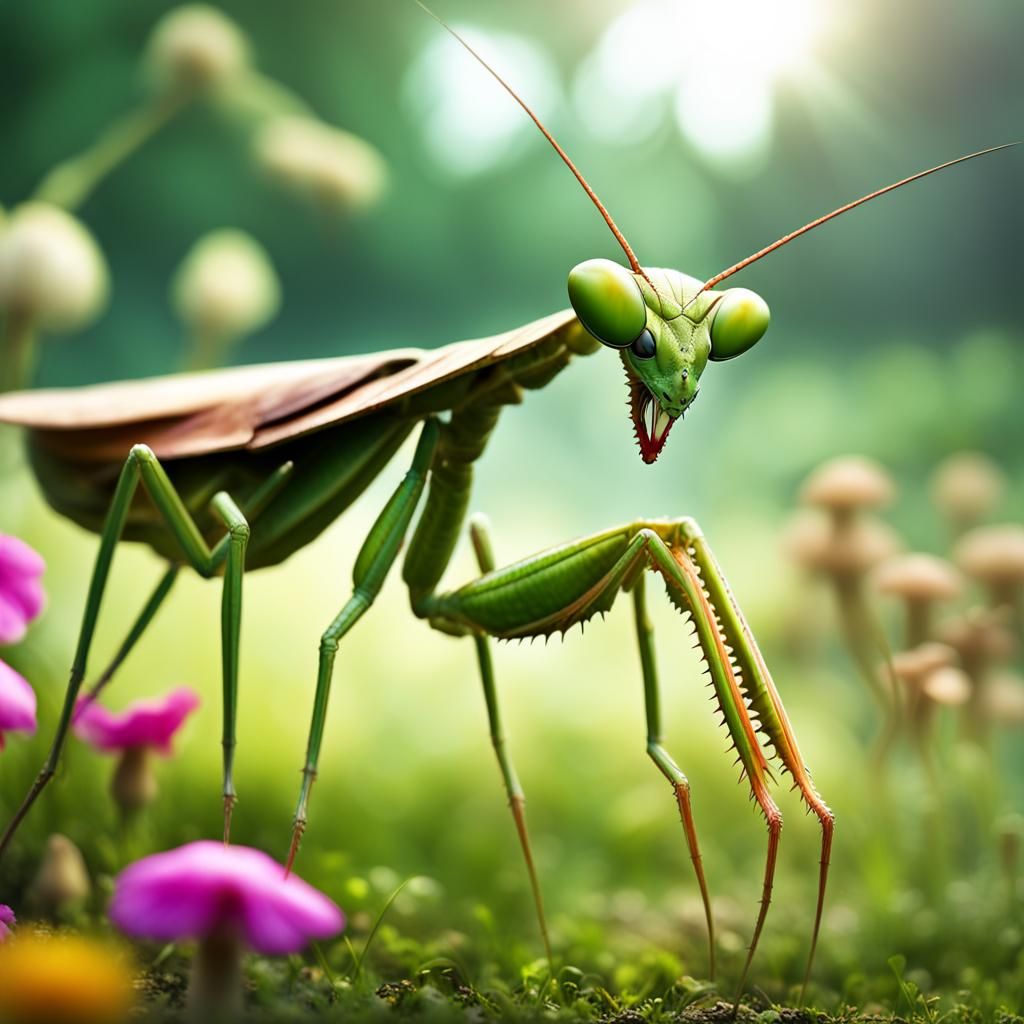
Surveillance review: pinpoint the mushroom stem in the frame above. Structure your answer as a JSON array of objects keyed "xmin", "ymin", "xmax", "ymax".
[
  {"xmin": 0, "ymin": 307, "xmax": 37, "ymax": 393},
  {"xmin": 188, "ymin": 923, "xmax": 244, "ymax": 1019},
  {"xmin": 111, "ymin": 746, "xmax": 158, "ymax": 818},
  {"xmin": 905, "ymin": 602, "xmax": 932, "ymax": 649}
]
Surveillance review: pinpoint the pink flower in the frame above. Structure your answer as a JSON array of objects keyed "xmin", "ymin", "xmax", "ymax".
[
  {"xmin": 73, "ymin": 687, "xmax": 199, "ymax": 755},
  {"xmin": 0, "ymin": 905, "xmax": 14, "ymax": 942},
  {"xmin": 109, "ymin": 841, "xmax": 344, "ymax": 955},
  {"xmin": 0, "ymin": 659, "xmax": 36, "ymax": 750},
  {"xmin": 0, "ymin": 536, "xmax": 45, "ymax": 646}
]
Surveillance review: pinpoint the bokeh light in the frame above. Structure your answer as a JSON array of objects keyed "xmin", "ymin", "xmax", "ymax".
[{"xmin": 403, "ymin": 26, "xmax": 561, "ymax": 177}]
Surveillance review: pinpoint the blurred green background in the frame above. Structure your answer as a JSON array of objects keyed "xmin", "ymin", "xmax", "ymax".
[{"xmin": 1, "ymin": 0, "xmax": 1023, "ymax": 1010}]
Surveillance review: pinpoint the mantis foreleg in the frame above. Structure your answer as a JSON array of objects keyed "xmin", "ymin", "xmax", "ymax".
[
  {"xmin": 467, "ymin": 515, "xmax": 552, "ymax": 966},
  {"xmin": 0, "ymin": 445, "xmax": 284, "ymax": 858},
  {"xmin": 632, "ymin": 574, "xmax": 716, "ymax": 981},
  {"xmin": 684, "ymin": 527, "xmax": 834, "ymax": 1001},
  {"xmin": 421, "ymin": 518, "xmax": 823, "ymax": 994}
]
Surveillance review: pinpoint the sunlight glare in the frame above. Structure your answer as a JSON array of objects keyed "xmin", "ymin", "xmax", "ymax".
[
  {"xmin": 404, "ymin": 27, "xmax": 560, "ymax": 178},
  {"xmin": 575, "ymin": 0, "xmax": 830, "ymax": 164}
]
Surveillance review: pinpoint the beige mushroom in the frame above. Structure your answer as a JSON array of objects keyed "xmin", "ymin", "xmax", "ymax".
[
  {"xmin": 800, "ymin": 455, "xmax": 895, "ymax": 519},
  {"xmin": 983, "ymin": 671, "xmax": 1024, "ymax": 726},
  {"xmin": 930, "ymin": 452, "xmax": 1006, "ymax": 533},
  {"xmin": 954, "ymin": 524, "xmax": 1024, "ymax": 619},
  {"xmin": 874, "ymin": 553, "xmax": 962, "ymax": 646},
  {"xmin": 145, "ymin": 5, "xmax": 249, "ymax": 96},
  {"xmin": 30, "ymin": 834, "xmax": 91, "ymax": 917}
]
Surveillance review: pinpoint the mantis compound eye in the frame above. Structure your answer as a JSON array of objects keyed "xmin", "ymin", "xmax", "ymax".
[
  {"xmin": 567, "ymin": 258, "xmax": 646, "ymax": 349},
  {"xmin": 630, "ymin": 328, "xmax": 656, "ymax": 360},
  {"xmin": 709, "ymin": 287, "xmax": 770, "ymax": 361}
]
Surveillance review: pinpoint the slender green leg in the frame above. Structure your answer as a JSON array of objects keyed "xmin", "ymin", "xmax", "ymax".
[
  {"xmin": 74, "ymin": 461, "xmax": 293, "ymax": 720},
  {"xmin": 211, "ymin": 491, "xmax": 248, "ymax": 841},
  {"xmin": 467, "ymin": 515, "xmax": 553, "ymax": 966},
  {"xmin": 632, "ymin": 575, "xmax": 716, "ymax": 980},
  {"xmin": 0, "ymin": 446, "xmax": 287, "ymax": 859},
  {"xmin": 286, "ymin": 420, "xmax": 440, "ymax": 872}
]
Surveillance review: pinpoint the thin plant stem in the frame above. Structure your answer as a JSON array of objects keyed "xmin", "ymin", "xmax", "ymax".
[
  {"xmin": 0, "ymin": 308, "xmax": 37, "ymax": 393},
  {"xmin": 34, "ymin": 94, "xmax": 187, "ymax": 211}
]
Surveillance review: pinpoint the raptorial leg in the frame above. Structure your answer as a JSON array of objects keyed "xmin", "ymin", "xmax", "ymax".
[
  {"xmin": 467, "ymin": 515, "xmax": 552, "ymax": 965},
  {"xmin": 682, "ymin": 524, "xmax": 834, "ymax": 1001},
  {"xmin": 286, "ymin": 420, "xmax": 440, "ymax": 872},
  {"xmin": 632, "ymin": 574, "xmax": 715, "ymax": 980},
  {"xmin": 424, "ymin": 519, "xmax": 791, "ymax": 996}
]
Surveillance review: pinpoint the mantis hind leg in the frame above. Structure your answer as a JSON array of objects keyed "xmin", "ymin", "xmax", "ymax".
[
  {"xmin": 632, "ymin": 574, "xmax": 716, "ymax": 981},
  {"xmin": 423, "ymin": 517, "xmax": 827, "ymax": 996},
  {"xmin": 467, "ymin": 515, "xmax": 552, "ymax": 967},
  {"xmin": 0, "ymin": 448, "xmax": 293, "ymax": 861}
]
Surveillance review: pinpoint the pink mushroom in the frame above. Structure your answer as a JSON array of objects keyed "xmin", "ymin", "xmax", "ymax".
[
  {"xmin": 0, "ymin": 659, "xmax": 36, "ymax": 750},
  {"xmin": 0, "ymin": 535, "xmax": 45, "ymax": 646},
  {"xmin": 0, "ymin": 905, "xmax": 14, "ymax": 942},
  {"xmin": 110, "ymin": 841, "xmax": 344, "ymax": 1016},
  {"xmin": 73, "ymin": 687, "xmax": 199, "ymax": 815}
]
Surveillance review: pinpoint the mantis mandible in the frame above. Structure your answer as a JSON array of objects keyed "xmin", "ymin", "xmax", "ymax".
[{"xmin": 0, "ymin": 2, "xmax": 1017, "ymax": 997}]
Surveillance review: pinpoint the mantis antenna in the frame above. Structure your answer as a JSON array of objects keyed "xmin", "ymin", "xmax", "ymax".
[
  {"xmin": 411, "ymin": 0, "xmax": 648, "ymax": 281},
  {"xmin": 698, "ymin": 142, "xmax": 1022, "ymax": 295}
]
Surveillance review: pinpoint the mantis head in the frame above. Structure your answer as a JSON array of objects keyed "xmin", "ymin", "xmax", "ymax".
[
  {"xmin": 416, "ymin": 1, "xmax": 1019, "ymax": 464},
  {"xmin": 568, "ymin": 259, "xmax": 769, "ymax": 463}
]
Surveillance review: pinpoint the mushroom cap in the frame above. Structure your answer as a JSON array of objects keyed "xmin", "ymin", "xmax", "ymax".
[
  {"xmin": 110, "ymin": 841, "xmax": 344, "ymax": 955},
  {"xmin": 921, "ymin": 666, "xmax": 972, "ymax": 706},
  {"xmin": 891, "ymin": 642, "xmax": 958, "ymax": 685},
  {"xmin": 172, "ymin": 229, "xmax": 280, "ymax": 341},
  {"xmin": 255, "ymin": 116, "xmax": 387, "ymax": 211},
  {"xmin": 32, "ymin": 834, "xmax": 91, "ymax": 912},
  {"xmin": 938, "ymin": 606, "xmax": 1017, "ymax": 662},
  {"xmin": 784, "ymin": 511, "xmax": 901, "ymax": 577},
  {"xmin": 73, "ymin": 687, "xmax": 199, "ymax": 755},
  {"xmin": 0, "ymin": 203, "xmax": 109, "ymax": 332},
  {"xmin": 930, "ymin": 452, "xmax": 1006, "ymax": 524},
  {"xmin": 145, "ymin": 5, "xmax": 249, "ymax": 93},
  {"xmin": 0, "ymin": 906, "xmax": 13, "ymax": 943},
  {"xmin": 983, "ymin": 671, "xmax": 1024, "ymax": 725},
  {"xmin": 954, "ymin": 524, "xmax": 1024, "ymax": 586},
  {"xmin": 800, "ymin": 456, "xmax": 894, "ymax": 513},
  {"xmin": 874, "ymin": 553, "xmax": 962, "ymax": 602},
  {"xmin": 0, "ymin": 535, "xmax": 45, "ymax": 645},
  {"xmin": 0, "ymin": 660, "xmax": 37, "ymax": 747}
]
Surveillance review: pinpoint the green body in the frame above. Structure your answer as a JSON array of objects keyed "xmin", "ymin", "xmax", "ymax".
[{"xmin": 0, "ymin": 269, "xmax": 825, "ymax": 998}]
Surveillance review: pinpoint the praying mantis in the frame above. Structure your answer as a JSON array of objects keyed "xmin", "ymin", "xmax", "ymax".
[{"xmin": 0, "ymin": 2, "xmax": 1018, "ymax": 1000}]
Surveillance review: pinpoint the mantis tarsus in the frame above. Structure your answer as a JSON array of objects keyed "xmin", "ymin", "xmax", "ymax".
[{"xmin": 0, "ymin": 2, "xmax": 1018, "ymax": 998}]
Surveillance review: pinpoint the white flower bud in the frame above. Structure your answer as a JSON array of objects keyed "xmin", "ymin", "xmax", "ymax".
[
  {"xmin": 146, "ymin": 5, "xmax": 249, "ymax": 95},
  {"xmin": 0, "ymin": 202, "xmax": 109, "ymax": 332},
  {"xmin": 256, "ymin": 115, "xmax": 386, "ymax": 211},
  {"xmin": 172, "ymin": 229, "xmax": 280, "ymax": 341}
]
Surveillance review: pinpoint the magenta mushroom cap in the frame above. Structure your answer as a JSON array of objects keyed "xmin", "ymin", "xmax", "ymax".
[
  {"xmin": 0, "ymin": 904, "xmax": 14, "ymax": 942},
  {"xmin": 73, "ymin": 686, "xmax": 200, "ymax": 755},
  {"xmin": 109, "ymin": 841, "xmax": 344, "ymax": 955},
  {"xmin": 0, "ymin": 659, "xmax": 37, "ymax": 749},
  {"xmin": 0, "ymin": 535, "xmax": 45, "ymax": 646}
]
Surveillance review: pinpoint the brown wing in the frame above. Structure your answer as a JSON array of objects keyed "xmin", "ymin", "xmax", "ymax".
[{"xmin": 0, "ymin": 309, "xmax": 577, "ymax": 460}]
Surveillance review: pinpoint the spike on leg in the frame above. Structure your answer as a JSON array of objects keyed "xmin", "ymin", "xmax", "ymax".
[{"xmin": 683, "ymin": 526, "xmax": 834, "ymax": 1002}]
